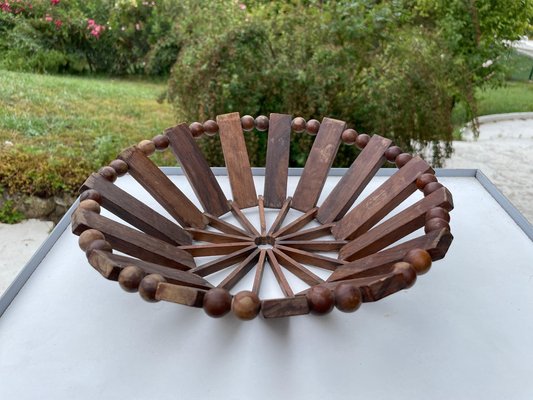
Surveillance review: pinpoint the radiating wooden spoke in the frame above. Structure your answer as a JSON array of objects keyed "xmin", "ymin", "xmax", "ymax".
[{"xmin": 267, "ymin": 197, "xmax": 292, "ymax": 236}]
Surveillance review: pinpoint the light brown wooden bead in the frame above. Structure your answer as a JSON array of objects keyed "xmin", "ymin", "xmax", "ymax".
[
  {"xmin": 109, "ymin": 159, "xmax": 128, "ymax": 177},
  {"xmin": 118, "ymin": 266, "xmax": 144, "ymax": 293},
  {"xmin": 138, "ymin": 139, "xmax": 156, "ymax": 156},
  {"xmin": 189, "ymin": 122, "xmax": 205, "ymax": 138},
  {"xmin": 152, "ymin": 134, "xmax": 170, "ymax": 150},
  {"xmin": 232, "ymin": 290, "xmax": 261, "ymax": 320},
  {"xmin": 241, "ymin": 115, "xmax": 255, "ymax": 132},
  {"xmin": 291, "ymin": 117, "xmax": 306, "ymax": 133},
  {"xmin": 392, "ymin": 262, "xmax": 417, "ymax": 288},
  {"xmin": 255, "ymin": 115, "xmax": 269, "ymax": 132},
  {"xmin": 404, "ymin": 248, "xmax": 432, "ymax": 275},
  {"xmin": 395, "ymin": 153, "xmax": 413, "ymax": 168},
  {"xmin": 79, "ymin": 189, "xmax": 101, "ymax": 204},
  {"xmin": 203, "ymin": 288, "xmax": 232, "ymax": 318},
  {"xmin": 78, "ymin": 228, "xmax": 105, "ymax": 251},
  {"xmin": 306, "ymin": 119, "xmax": 320, "ymax": 135},
  {"xmin": 385, "ymin": 146, "xmax": 402, "ymax": 162},
  {"xmin": 355, "ymin": 133, "xmax": 370, "ymax": 149},
  {"xmin": 139, "ymin": 273, "xmax": 166, "ymax": 302},
  {"xmin": 306, "ymin": 285, "xmax": 334, "ymax": 315},
  {"xmin": 78, "ymin": 199, "xmax": 101, "ymax": 214},
  {"xmin": 99, "ymin": 166, "xmax": 117, "ymax": 182},
  {"xmin": 334, "ymin": 283, "xmax": 362, "ymax": 313},
  {"xmin": 423, "ymin": 181, "xmax": 444, "ymax": 196},
  {"xmin": 341, "ymin": 128, "xmax": 358, "ymax": 145},
  {"xmin": 85, "ymin": 239, "xmax": 112, "ymax": 257},
  {"xmin": 203, "ymin": 120, "xmax": 219, "ymax": 136},
  {"xmin": 416, "ymin": 173, "xmax": 437, "ymax": 190},
  {"xmin": 425, "ymin": 217, "xmax": 450, "ymax": 234},
  {"xmin": 425, "ymin": 207, "xmax": 450, "ymax": 223}
]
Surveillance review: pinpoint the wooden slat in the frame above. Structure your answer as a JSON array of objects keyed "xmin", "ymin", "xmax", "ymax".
[
  {"xmin": 267, "ymin": 197, "xmax": 292, "ymax": 236},
  {"xmin": 277, "ymin": 240, "xmax": 347, "ymax": 252},
  {"xmin": 291, "ymin": 117, "xmax": 346, "ymax": 212},
  {"xmin": 332, "ymin": 156, "xmax": 433, "ymax": 240},
  {"xmin": 275, "ymin": 244, "xmax": 345, "ymax": 271},
  {"xmin": 229, "ymin": 201, "xmax": 260, "ymax": 237},
  {"xmin": 316, "ymin": 135, "xmax": 392, "ymax": 224},
  {"xmin": 340, "ymin": 187, "xmax": 454, "ymax": 261},
  {"xmin": 72, "ymin": 208, "xmax": 195, "ymax": 271},
  {"xmin": 216, "ymin": 112, "xmax": 257, "ymax": 208},
  {"xmin": 179, "ymin": 242, "xmax": 253, "ymax": 257},
  {"xmin": 118, "ymin": 147, "xmax": 207, "ymax": 228},
  {"xmin": 258, "ymin": 195, "xmax": 267, "ymax": 236},
  {"xmin": 205, "ymin": 213, "xmax": 253, "ymax": 238},
  {"xmin": 272, "ymin": 248, "xmax": 324, "ymax": 286},
  {"xmin": 327, "ymin": 228, "xmax": 453, "ymax": 282},
  {"xmin": 185, "ymin": 228, "xmax": 252, "ymax": 244},
  {"xmin": 166, "ymin": 124, "xmax": 230, "ymax": 216},
  {"xmin": 271, "ymin": 208, "xmax": 318, "ymax": 238},
  {"xmin": 266, "ymin": 249, "xmax": 294, "ymax": 297},
  {"xmin": 252, "ymin": 250, "xmax": 267, "ymax": 295},
  {"xmin": 81, "ymin": 174, "xmax": 192, "ymax": 246},
  {"xmin": 277, "ymin": 224, "xmax": 334, "ymax": 241},
  {"xmin": 261, "ymin": 297, "xmax": 310, "ymax": 318},
  {"xmin": 155, "ymin": 283, "xmax": 206, "ymax": 307},
  {"xmin": 263, "ymin": 113, "xmax": 292, "ymax": 208},
  {"xmin": 191, "ymin": 245, "xmax": 256, "ymax": 277},
  {"xmin": 218, "ymin": 249, "xmax": 261, "ymax": 290}
]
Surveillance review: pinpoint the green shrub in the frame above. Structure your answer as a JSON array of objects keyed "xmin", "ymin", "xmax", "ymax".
[{"xmin": 0, "ymin": 200, "xmax": 24, "ymax": 224}]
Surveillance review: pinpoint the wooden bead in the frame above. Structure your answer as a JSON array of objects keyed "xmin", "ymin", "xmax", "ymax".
[
  {"xmin": 138, "ymin": 139, "xmax": 156, "ymax": 156},
  {"xmin": 416, "ymin": 173, "xmax": 437, "ymax": 190},
  {"xmin": 341, "ymin": 128, "xmax": 358, "ymax": 145},
  {"xmin": 98, "ymin": 166, "xmax": 117, "ymax": 182},
  {"xmin": 423, "ymin": 181, "xmax": 443, "ymax": 196},
  {"xmin": 118, "ymin": 266, "xmax": 144, "ymax": 293},
  {"xmin": 189, "ymin": 122, "xmax": 205, "ymax": 138},
  {"xmin": 231, "ymin": 290, "xmax": 261, "ymax": 320},
  {"xmin": 85, "ymin": 239, "xmax": 112, "ymax": 257},
  {"xmin": 291, "ymin": 117, "xmax": 306, "ymax": 133},
  {"xmin": 241, "ymin": 115, "xmax": 255, "ymax": 132},
  {"xmin": 79, "ymin": 189, "xmax": 101, "ymax": 204},
  {"xmin": 392, "ymin": 262, "xmax": 417, "ymax": 288},
  {"xmin": 203, "ymin": 288, "xmax": 232, "ymax": 318},
  {"xmin": 306, "ymin": 285, "xmax": 334, "ymax": 315},
  {"xmin": 425, "ymin": 207, "xmax": 450, "ymax": 223},
  {"xmin": 78, "ymin": 228, "xmax": 105, "ymax": 251},
  {"xmin": 334, "ymin": 283, "xmax": 362, "ymax": 313},
  {"xmin": 78, "ymin": 199, "xmax": 101, "ymax": 214},
  {"xmin": 109, "ymin": 159, "xmax": 128, "ymax": 177},
  {"xmin": 395, "ymin": 153, "xmax": 413, "ymax": 168},
  {"xmin": 385, "ymin": 146, "xmax": 402, "ymax": 162},
  {"xmin": 425, "ymin": 217, "xmax": 450, "ymax": 233},
  {"xmin": 139, "ymin": 273, "xmax": 166, "ymax": 302},
  {"xmin": 152, "ymin": 134, "xmax": 170, "ymax": 150},
  {"xmin": 355, "ymin": 133, "xmax": 370, "ymax": 149},
  {"xmin": 203, "ymin": 119, "xmax": 219, "ymax": 136},
  {"xmin": 255, "ymin": 115, "xmax": 269, "ymax": 132},
  {"xmin": 404, "ymin": 248, "xmax": 432, "ymax": 275},
  {"xmin": 306, "ymin": 119, "xmax": 320, "ymax": 135}
]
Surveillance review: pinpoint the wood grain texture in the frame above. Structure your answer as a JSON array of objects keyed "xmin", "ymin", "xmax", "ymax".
[
  {"xmin": 332, "ymin": 156, "xmax": 433, "ymax": 240},
  {"xmin": 261, "ymin": 296, "xmax": 310, "ymax": 318},
  {"xmin": 272, "ymin": 248, "xmax": 324, "ymax": 286},
  {"xmin": 275, "ymin": 244, "xmax": 345, "ymax": 271},
  {"xmin": 263, "ymin": 113, "xmax": 292, "ymax": 208},
  {"xmin": 205, "ymin": 213, "xmax": 253, "ymax": 238},
  {"xmin": 277, "ymin": 240, "xmax": 347, "ymax": 252},
  {"xmin": 217, "ymin": 112, "xmax": 257, "ymax": 208},
  {"xmin": 271, "ymin": 207, "xmax": 317, "ymax": 238},
  {"xmin": 155, "ymin": 282, "xmax": 206, "ymax": 307},
  {"xmin": 166, "ymin": 124, "xmax": 229, "ymax": 216},
  {"xmin": 118, "ymin": 146, "xmax": 207, "ymax": 228},
  {"xmin": 229, "ymin": 201, "xmax": 261, "ymax": 237},
  {"xmin": 291, "ymin": 117, "xmax": 346, "ymax": 212},
  {"xmin": 340, "ymin": 187, "xmax": 454, "ymax": 261},
  {"xmin": 81, "ymin": 173, "xmax": 192, "ymax": 246},
  {"xmin": 267, "ymin": 197, "xmax": 292, "ymax": 236},
  {"xmin": 191, "ymin": 245, "xmax": 256, "ymax": 277},
  {"xmin": 185, "ymin": 228, "xmax": 253, "ymax": 244},
  {"xmin": 258, "ymin": 195, "xmax": 267, "ymax": 236},
  {"xmin": 277, "ymin": 223, "xmax": 334, "ymax": 241},
  {"xmin": 178, "ymin": 242, "xmax": 253, "ymax": 257},
  {"xmin": 316, "ymin": 135, "xmax": 392, "ymax": 224},
  {"xmin": 218, "ymin": 249, "xmax": 261, "ymax": 290},
  {"xmin": 266, "ymin": 249, "xmax": 294, "ymax": 297},
  {"xmin": 252, "ymin": 250, "xmax": 267, "ymax": 294}
]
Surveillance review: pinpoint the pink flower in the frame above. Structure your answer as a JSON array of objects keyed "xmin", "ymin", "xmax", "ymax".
[
  {"xmin": 50, "ymin": 0, "xmax": 60, "ymax": 5},
  {"xmin": 54, "ymin": 19, "xmax": 62, "ymax": 28},
  {"xmin": 239, "ymin": 3, "xmax": 246, "ymax": 10},
  {"xmin": 87, "ymin": 19, "xmax": 95, "ymax": 26},
  {"xmin": 45, "ymin": 14, "xmax": 53, "ymax": 22}
]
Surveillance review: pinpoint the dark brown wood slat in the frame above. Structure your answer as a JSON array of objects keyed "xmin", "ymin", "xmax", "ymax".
[
  {"xmin": 216, "ymin": 112, "xmax": 257, "ymax": 208},
  {"xmin": 276, "ymin": 223, "xmax": 334, "ymax": 241},
  {"xmin": 340, "ymin": 187, "xmax": 454, "ymax": 261},
  {"xmin": 87, "ymin": 250, "xmax": 213, "ymax": 290},
  {"xmin": 277, "ymin": 240, "xmax": 347, "ymax": 252},
  {"xmin": 191, "ymin": 245, "xmax": 256, "ymax": 277},
  {"xmin": 118, "ymin": 147, "xmax": 207, "ymax": 228},
  {"xmin": 316, "ymin": 135, "xmax": 392, "ymax": 224},
  {"xmin": 185, "ymin": 228, "xmax": 253, "ymax": 244},
  {"xmin": 271, "ymin": 208, "xmax": 318, "ymax": 238},
  {"xmin": 204, "ymin": 213, "xmax": 253, "ymax": 238},
  {"xmin": 218, "ymin": 249, "xmax": 261, "ymax": 290},
  {"xmin": 275, "ymin": 244, "xmax": 345, "ymax": 271},
  {"xmin": 81, "ymin": 173, "xmax": 192, "ymax": 246},
  {"xmin": 155, "ymin": 283, "xmax": 207, "ymax": 307},
  {"xmin": 72, "ymin": 209, "xmax": 195, "ymax": 270},
  {"xmin": 258, "ymin": 195, "xmax": 267, "ymax": 236},
  {"xmin": 272, "ymin": 248, "xmax": 324, "ymax": 286},
  {"xmin": 252, "ymin": 250, "xmax": 267, "ymax": 295},
  {"xmin": 166, "ymin": 124, "xmax": 230, "ymax": 216},
  {"xmin": 263, "ymin": 113, "xmax": 292, "ymax": 208},
  {"xmin": 229, "ymin": 201, "xmax": 260, "ymax": 237},
  {"xmin": 332, "ymin": 156, "xmax": 434, "ymax": 240},
  {"xmin": 266, "ymin": 249, "xmax": 294, "ymax": 297},
  {"xmin": 267, "ymin": 197, "xmax": 292, "ymax": 236},
  {"xmin": 291, "ymin": 117, "xmax": 346, "ymax": 212},
  {"xmin": 179, "ymin": 242, "xmax": 253, "ymax": 257},
  {"xmin": 328, "ymin": 228, "xmax": 453, "ymax": 282},
  {"xmin": 261, "ymin": 297, "xmax": 310, "ymax": 318}
]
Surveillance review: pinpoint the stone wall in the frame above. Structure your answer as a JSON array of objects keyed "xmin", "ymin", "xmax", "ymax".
[{"xmin": 1, "ymin": 192, "xmax": 76, "ymax": 224}]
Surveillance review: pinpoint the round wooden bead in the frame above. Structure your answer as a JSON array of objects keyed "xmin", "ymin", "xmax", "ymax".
[
  {"xmin": 385, "ymin": 146, "xmax": 402, "ymax": 162},
  {"xmin": 78, "ymin": 199, "xmax": 101, "ymax": 214},
  {"xmin": 152, "ymin": 134, "xmax": 170, "ymax": 150},
  {"xmin": 99, "ymin": 166, "xmax": 117, "ymax": 182},
  {"xmin": 425, "ymin": 207, "xmax": 450, "ymax": 223},
  {"xmin": 78, "ymin": 229, "xmax": 105, "ymax": 251},
  {"xmin": 341, "ymin": 128, "xmax": 358, "ymax": 145},
  {"xmin": 423, "ymin": 182, "xmax": 443, "ymax": 196},
  {"xmin": 306, "ymin": 119, "xmax": 320, "ymax": 135},
  {"xmin": 306, "ymin": 285, "xmax": 334, "ymax": 315},
  {"xmin": 139, "ymin": 274, "xmax": 166, "ymax": 302},
  {"xmin": 355, "ymin": 133, "xmax": 370, "ymax": 149},
  {"xmin": 392, "ymin": 262, "xmax": 417, "ymax": 289},
  {"xmin": 203, "ymin": 288, "xmax": 232, "ymax": 318},
  {"xmin": 416, "ymin": 173, "xmax": 437, "ymax": 190},
  {"xmin": 241, "ymin": 115, "xmax": 255, "ymax": 132},
  {"xmin": 255, "ymin": 115, "xmax": 269, "ymax": 132},
  {"xmin": 231, "ymin": 290, "xmax": 261, "ymax": 320},
  {"xmin": 425, "ymin": 217, "xmax": 450, "ymax": 233},
  {"xmin": 118, "ymin": 266, "xmax": 144, "ymax": 293},
  {"xmin": 334, "ymin": 283, "xmax": 362, "ymax": 313},
  {"xmin": 138, "ymin": 139, "xmax": 156, "ymax": 156},
  {"xmin": 109, "ymin": 159, "xmax": 128, "ymax": 177},
  {"xmin": 79, "ymin": 189, "xmax": 101, "ymax": 204},
  {"xmin": 203, "ymin": 120, "xmax": 219, "ymax": 136},
  {"xmin": 404, "ymin": 248, "xmax": 432, "ymax": 275},
  {"xmin": 395, "ymin": 153, "xmax": 413, "ymax": 168},
  {"xmin": 85, "ymin": 239, "xmax": 112, "ymax": 257},
  {"xmin": 189, "ymin": 122, "xmax": 205, "ymax": 138},
  {"xmin": 291, "ymin": 117, "xmax": 306, "ymax": 133}
]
